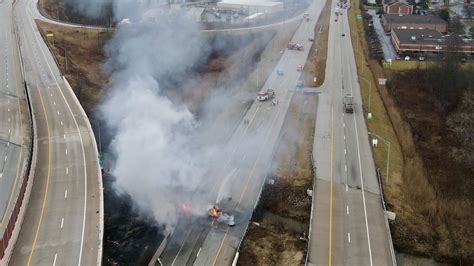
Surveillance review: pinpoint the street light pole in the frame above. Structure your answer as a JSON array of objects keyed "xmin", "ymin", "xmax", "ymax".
[{"xmin": 368, "ymin": 132, "xmax": 391, "ymax": 183}]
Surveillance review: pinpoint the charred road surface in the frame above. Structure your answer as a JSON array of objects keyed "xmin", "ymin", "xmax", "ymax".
[
  {"xmin": 8, "ymin": 0, "xmax": 103, "ymax": 265},
  {"xmin": 156, "ymin": 0, "xmax": 326, "ymax": 265},
  {"xmin": 308, "ymin": 0, "xmax": 393, "ymax": 265}
]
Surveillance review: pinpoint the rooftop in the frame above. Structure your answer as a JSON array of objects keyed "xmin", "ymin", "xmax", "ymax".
[
  {"xmin": 393, "ymin": 28, "xmax": 474, "ymax": 47},
  {"xmin": 384, "ymin": 14, "xmax": 447, "ymax": 25}
]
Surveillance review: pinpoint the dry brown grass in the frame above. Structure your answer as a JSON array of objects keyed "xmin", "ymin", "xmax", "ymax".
[
  {"xmin": 238, "ymin": 223, "xmax": 306, "ymax": 266},
  {"xmin": 36, "ymin": 20, "xmax": 111, "ymax": 115},
  {"xmin": 349, "ymin": 0, "xmax": 474, "ymax": 263},
  {"xmin": 239, "ymin": 93, "xmax": 317, "ymax": 262},
  {"xmin": 303, "ymin": 0, "xmax": 331, "ymax": 87}
]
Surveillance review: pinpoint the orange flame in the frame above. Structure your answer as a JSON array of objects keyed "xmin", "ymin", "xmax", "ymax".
[{"xmin": 210, "ymin": 207, "xmax": 219, "ymax": 217}]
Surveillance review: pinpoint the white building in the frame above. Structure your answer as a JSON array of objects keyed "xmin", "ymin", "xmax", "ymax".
[{"xmin": 217, "ymin": 0, "xmax": 284, "ymax": 14}]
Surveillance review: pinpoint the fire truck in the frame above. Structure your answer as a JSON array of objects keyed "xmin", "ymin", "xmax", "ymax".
[{"xmin": 257, "ymin": 89, "xmax": 275, "ymax": 101}]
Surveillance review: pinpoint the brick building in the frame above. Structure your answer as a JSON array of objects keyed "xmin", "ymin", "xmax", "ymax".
[
  {"xmin": 382, "ymin": 14, "xmax": 448, "ymax": 32},
  {"xmin": 383, "ymin": 2, "xmax": 413, "ymax": 15},
  {"xmin": 391, "ymin": 28, "xmax": 474, "ymax": 55}
]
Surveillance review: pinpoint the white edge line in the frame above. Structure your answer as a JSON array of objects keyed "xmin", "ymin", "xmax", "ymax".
[{"xmin": 24, "ymin": 11, "xmax": 89, "ymax": 265}]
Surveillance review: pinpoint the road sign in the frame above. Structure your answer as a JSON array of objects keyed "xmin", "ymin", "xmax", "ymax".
[
  {"xmin": 357, "ymin": 14, "xmax": 363, "ymax": 20},
  {"xmin": 368, "ymin": 112, "xmax": 373, "ymax": 120},
  {"xmin": 378, "ymin": 78, "xmax": 387, "ymax": 85}
]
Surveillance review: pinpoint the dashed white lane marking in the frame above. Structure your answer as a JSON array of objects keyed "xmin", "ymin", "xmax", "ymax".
[
  {"xmin": 343, "ymin": 135, "xmax": 346, "ymax": 140},
  {"xmin": 53, "ymin": 101, "xmax": 56, "ymax": 105},
  {"xmin": 8, "ymin": 118, "xmax": 10, "ymax": 122},
  {"xmin": 53, "ymin": 253, "xmax": 58, "ymax": 266},
  {"xmin": 4, "ymin": 156, "xmax": 7, "ymax": 161},
  {"xmin": 347, "ymin": 205, "xmax": 349, "ymax": 215},
  {"xmin": 346, "ymin": 184, "xmax": 348, "ymax": 192},
  {"xmin": 343, "ymin": 123, "xmax": 345, "ymax": 128},
  {"xmin": 348, "ymin": 232, "xmax": 351, "ymax": 243},
  {"xmin": 196, "ymin": 247, "xmax": 202, "ymax": 257},
  {"xmin": 60, "ymin": 121, "xmax": 63, "ymax": 126},
  {"xmin": 57, "ymin": 111, "xmax": 60, "ymax": 115},
  {"xmin": 50, "ymin": 93, "xmax": 53, "ymax": 97},
  {"xmin": 65, "ymin": 149, "xmax": 68, "ymax": 155},
  {"xmin": 66, "ymin": 167, "xmax": 69, "ymax": 175},
  {"xmin": 64, "ymin": 190, "xmax": 68, "ymax": 199},
  {"xmin": 60, "ymin": 218, "xmax": 64, "ymax": 229},
  {"xmin": 7, "ymin": 108, "xmax": 10, "ymax": 112},
  {"xmin": 344, "ymin": 149, "xmax": 347, "ymax": 155},
  {"xmin": 63, "ymin": 134, "xmax": 66, "ymax": 139},
  {"xmin": 345, "ymin": 165, "xmax": 347, "ymax": 172}
]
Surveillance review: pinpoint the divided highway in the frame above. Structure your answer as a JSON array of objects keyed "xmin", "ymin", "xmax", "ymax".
[
  {"xmin": 308, "ymin": 0, "xmax": 393, "ymax": 265},
  {"xmin": 156, "ymin": 0, "xmax": 326, "ymax": 265},
  {"xmin": 6, "ymin": 0, "xmax": 103, "ymax": 264}
]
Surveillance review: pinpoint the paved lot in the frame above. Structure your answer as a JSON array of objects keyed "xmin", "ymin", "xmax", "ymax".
[
  {"xmin": 9, "ymin": 0, "xmax": 103, "ymax": 265},
  {"xmin": 369, "ymin": 10, "xmax": 397, "ymax": 61},
  {"xmin": 308, "ymin": 1, "xmax": 393, "ymax": 265}
]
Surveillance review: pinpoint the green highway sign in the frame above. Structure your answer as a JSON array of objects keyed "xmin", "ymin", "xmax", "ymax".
[{"xmin": 357, "ymin": 14, "xmax": 363, "ymax": 20}]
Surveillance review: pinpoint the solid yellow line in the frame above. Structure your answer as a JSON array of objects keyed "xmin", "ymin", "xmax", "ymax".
[
  {"xmin": 328, "ymin": 107, "xmax": 334, "ymax": 266},
  {"xmin": 27, "ymin": 64, "xmax": 52, "ymax": 266},
  {"xmin": 0, "ymin": 29, "xmax": 25, "ymax": 227}
]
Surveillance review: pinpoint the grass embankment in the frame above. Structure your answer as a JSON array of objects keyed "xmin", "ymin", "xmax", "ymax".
[
  {"xmin": 36, "ymin": 20, "xmax": 111, "ymax": 115},
  {"xmin": 238, "ymin": 93, "xmax": 317, "ymax": 265},
  {"xmin": 348, "ymin": 0, "xmax": 403, "ymax": 192},
  {"xmin": 303, "ymin": 0, "xmax": 331, "ymax": 87},
  {"xmin": 351, "ymin": 0, "xmax": 474, "ymax": 263}
]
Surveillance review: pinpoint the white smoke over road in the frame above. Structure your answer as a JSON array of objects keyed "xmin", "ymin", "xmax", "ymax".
[{"xmin": 97, "ymin": 3, "xmax": 217, "ymax": 230}]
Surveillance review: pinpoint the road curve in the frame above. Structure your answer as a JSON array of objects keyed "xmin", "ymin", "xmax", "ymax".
[{"xmin": 8, "ymin": 0, "xmax": 103, "ymax": 265}]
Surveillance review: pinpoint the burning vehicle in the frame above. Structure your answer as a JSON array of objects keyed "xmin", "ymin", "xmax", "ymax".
[{"xmin": 208, "ymin": 206, "xmax": 235, "ymax": 227}]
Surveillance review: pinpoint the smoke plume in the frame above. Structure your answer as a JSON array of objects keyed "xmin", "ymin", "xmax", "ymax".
[{"xmin": 98, "ymin": 3, "xmax": 217, "ymax": 230}]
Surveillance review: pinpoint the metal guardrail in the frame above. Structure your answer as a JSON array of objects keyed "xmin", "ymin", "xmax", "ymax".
[
  {"xmin": 304, "ymin": 153, "xmax": 317, "ymax": 266},
  {"xmin": 376, "ymin": 168, "xmax": 397, "ymax": 266}
]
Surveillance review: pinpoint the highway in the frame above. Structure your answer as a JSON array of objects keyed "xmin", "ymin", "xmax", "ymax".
[
  {"xmin": 0, "ymin": 0, "xmax": 31, "ymax": 262},
  {"xmin": 308, "ymin": 0, "xmax": 393, "ymax": 265},
  {"xmin": 7, "ymin": 0, "xmax": 103, "ymax": 264},
  {"xmin": 155, "ymin": 0, "xmax": 326, "ymax": 265}
]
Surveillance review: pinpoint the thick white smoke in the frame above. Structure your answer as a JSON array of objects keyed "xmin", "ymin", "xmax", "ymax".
[{"xmin": 99, "ymin": 5, "xmax": 216, "ymax": 230}]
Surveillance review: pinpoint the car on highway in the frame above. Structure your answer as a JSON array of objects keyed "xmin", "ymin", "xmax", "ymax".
[
  {"xmin": 297, "ymin": 64, "xmax": 303, "ymax": 71},
  {"xmin": 341, "ymin": 33, "xmax": 345, "ymax": 37},
  {"xmin": 277, "ymin": 69, "xmax": 284, "ymax": 76},
  {"xmin": 308, "ymin": 37, "xmax": 314, "ymax": 42}
]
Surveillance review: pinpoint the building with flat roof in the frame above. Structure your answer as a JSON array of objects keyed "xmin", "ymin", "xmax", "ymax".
[
  {"xmin": 391, "ymin": 28, "xmax": 474, "ymax": 55},
  {"xmin": 217, "ymin": 0, "xmax": 284, "ymax": 14},
  {"xmin": 383, "ymin": 2, "xmax": 413, "ymax": 15},
  {"xmin": 382, "ymin": 14, "xmax": 448, "ymax": 32}
]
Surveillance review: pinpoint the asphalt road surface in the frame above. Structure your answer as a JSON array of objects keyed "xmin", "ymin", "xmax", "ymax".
[
  {"xmin": 0, "ymin": 0, "xmax": 31, "ymax": 255},
  {"xmin": 156, "ymin": 1, "xmax": 326, "ymax": 265},
  {"xmin": 8, "ymin": 0, "xmax": 103, "ymax": 265},
  {"xmin": 308, "ymin": 1, "xmax": 393, "ymax": 265}
]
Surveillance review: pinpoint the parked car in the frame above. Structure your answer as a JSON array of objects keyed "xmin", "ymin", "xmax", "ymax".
[
  {"xmin": 404, "ymin": 56, "xmax": 410, "ymax": 61},
  {"xmin": 418, "ymin": 56, "xmax": 425, "ymax": 61}
]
